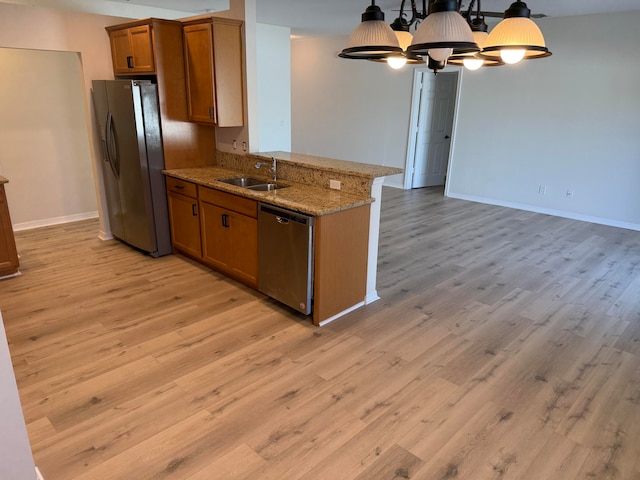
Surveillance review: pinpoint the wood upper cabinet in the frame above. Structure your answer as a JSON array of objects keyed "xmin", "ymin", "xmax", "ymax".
[
  {"xmin": 0, "ymin": 184, "xmax": 19, "ymax": 277},
  {"xmin": 183, "ymin": 19, "xmax": 244, "ymax": 127},
  {"xmin": 166, "ymin": 179, "xmax": 201, "ymax": 259},
  {"xmin": 107, "ymin": 23, "xmax": 155, "ymax": 75},
  {"xmin": 199, "ymin": 187, "xmax": 257, "ymax": 287}
]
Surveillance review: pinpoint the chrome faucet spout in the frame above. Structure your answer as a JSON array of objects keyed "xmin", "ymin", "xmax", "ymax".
[{"xmin": 270, "ymin": 155, "xmax": 277, "ymax": 184}]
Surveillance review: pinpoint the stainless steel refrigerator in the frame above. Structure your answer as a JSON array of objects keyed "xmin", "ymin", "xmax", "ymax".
[{"xmin": 92, "ymin": 79, "xmax": 171, "ymax": 257}]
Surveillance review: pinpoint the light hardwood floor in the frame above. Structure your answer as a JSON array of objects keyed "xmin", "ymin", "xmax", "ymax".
[{"xmin": 1, "ymin": 187, "xmax": 640, "ymax": 479}]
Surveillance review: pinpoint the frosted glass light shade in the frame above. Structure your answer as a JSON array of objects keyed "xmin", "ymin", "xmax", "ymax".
[
  {"xmin": 448, "ymin": 30, "xmax": 504, "ymax": 68},
  {"xmin": 428, "ymin": 47, "xmax": 453, "ymax": 62},
  {"xmin": 340, "ymin": 3, "xmax": 402, "ymax": 60},
  {"xmin": 479, "ymin": 2, "xmax": 551, "ymax": 61},
  {"xmin": 370, "ymin": 28, "xmax": 423, "ymax": 67},
  {"xmin": 394, "ymin": 29, "xmax": 414, "ymax": 51},
  {"xmin": 407, "ymin": 8, "xmax": 478, "ymax": 56},
  {"xmin": 387, "ymin": 30, "xmax": 412, "ymax": 69}
]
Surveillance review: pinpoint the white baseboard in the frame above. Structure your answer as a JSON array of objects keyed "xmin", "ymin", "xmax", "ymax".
[
  {"xmin": 317, "ymin": 301, "xmax": 366, "ymax": 327},
  {"xmin": 98, "ymin": 230, "xmax": 113, "ymax": 241},
  {"xmin": 35, "ymin": 466, "xmax": 44, "ymax": 480},
  {"xmin": 382, "ymin": 178, "xmax": 405, "ymax": 190},
  {"xmin": 13, "ymin": 211, "xmax": 99, "ymax": 232},
  {"xmin": 446, "ymin": 192, "xmax": 640, "ymax": 232},
  {"xmin": 365, "ymin": 291, "xmax": 380, "ymax": 304}
]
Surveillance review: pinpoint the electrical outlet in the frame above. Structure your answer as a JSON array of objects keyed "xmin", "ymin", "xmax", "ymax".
[
  {"xmin": 329, "ymin": 179, "xmax": 341, "ymax": 190},
  {"xmin": 233, "ymin": 140, "xmax": 237, "ymax": 149},
  {"xmin": 242, "ymin": 141, "xmax": 247, "ymax": 152},
  {"xmin": 538, "ymin": 184, "xmax": 546, "ymax": 195}
]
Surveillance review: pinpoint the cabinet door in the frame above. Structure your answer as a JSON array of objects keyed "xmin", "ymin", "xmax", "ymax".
[
  {"xmin": 183, "ymin": 20, "xmax": 244, "ymax": 127},
  {"xmin": 110, "ymin": 29, "xmax": 133, "ymax": 75},
  {"xmin": 183, "ymin": 23, "xmax": 216, "ymax": 124},
  {"xmin": 167, "ymin": 191, "xmax": 201, "ymax": 259},
  {"xmin": 229, "ymin": 211, "xmax": 257, "ymax": 287},
  {"xmin": 212, "ymin": 22, "xmax": 244, "ymax": 127},
  {"xmin": 129, "ymin": 25, "xmax": 155, "ymax": 73},
  {"xmin": 109, "ymin": 25, "xmax": 155, "ymax": 75},
  {"xmin": 200, "ymin": 202, "xmax": 257, "ymax": 288},
  {"xmin": 201, "ymin": 202, "xmax": 232, "ymax": 269}
]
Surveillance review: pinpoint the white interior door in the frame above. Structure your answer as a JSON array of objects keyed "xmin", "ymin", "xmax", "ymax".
[{"xmin": 409, "ymin": 71, "xmax": 458, "ymax": 189}]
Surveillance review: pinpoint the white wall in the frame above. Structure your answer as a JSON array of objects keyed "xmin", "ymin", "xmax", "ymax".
[
  {"xmin": 290, "ymin": 12, "xmax": 640, "ymax": 229},
  {"xmin": 0, "ymin": 311, "xmax": 35, "ymax": 480},
  {"xmin": 256, "ymin": 23, "xmax": 291, "ymax": 152},
  {"xmin": 0, "ymin": 48, "xmax": 97, "ymax": 229},
  {"xmin": 291, "ymin": 35, "xmax": 408, "ymax": 188},
  {"xmin": 0, "ymin": 2, "xmax": 128, "ymax": 236},
  {"xmin": 447, "ymin": 11, "xmax": 640, "ymax": 230}
]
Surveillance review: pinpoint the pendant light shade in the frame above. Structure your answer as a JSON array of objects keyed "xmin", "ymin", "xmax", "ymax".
[
  {"xmin": 340, "ymin": 1, "xmax": 402, "ymax": 60},
  {"xmin": 479, "ymin": 1, "xmax": 551, "ymax": 63},
  {"xmin": 448, "ymin": 31, "xmax": 505, "ymax": 68},
  {"xmin": 370, "ymin": 16, "xmax": 424, "ymax": 68},
  {"xmin": 406, "ymin": 0, "xmax": 478, "ymax": 57}
]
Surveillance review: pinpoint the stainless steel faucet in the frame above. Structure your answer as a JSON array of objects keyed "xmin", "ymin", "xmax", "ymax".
[
  {"xmin": 255, "ymin": 155, "xmax": 277, "ymax": 184},
  {"xmin": 269, "ymin": 155, "xmax": 277, "ymax": 184}
]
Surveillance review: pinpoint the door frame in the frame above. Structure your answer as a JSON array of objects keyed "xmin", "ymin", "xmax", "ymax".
[{"xmin": 403, "ymin": 66, "xmax": 464, "ymax": 194}]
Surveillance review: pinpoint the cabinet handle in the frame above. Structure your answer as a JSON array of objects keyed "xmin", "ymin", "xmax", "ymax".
[
  {"xmin": 126, "ymin": 56, "xmax": 133, "ymax": 69},
  {"xmin": 191, "ymin": 204, "xmax": 198, "ymax": 216},
  {"xmin": 174, "ymin": 184, "xmax": 184, "ymax": 190},
  {"xmin": 209, "ymin": 106, "xmax": 214, "ymax": 121},
  {"xmin": 222, "ymin": 213, "xmax": 229, "ymax": 228}
]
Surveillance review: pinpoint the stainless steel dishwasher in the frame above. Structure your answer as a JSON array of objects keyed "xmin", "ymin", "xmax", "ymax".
[{"xmin": 258, "ymin": 203, "xmax": 315, "ymax": 315}]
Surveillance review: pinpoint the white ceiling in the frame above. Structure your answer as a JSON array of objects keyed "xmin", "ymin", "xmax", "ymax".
[
  {"xmin": 5, "ymin": 0, "xmax": 640, "ymax": 36},
  {"xmin": 257, "ymin": 0, "xmax": 640, "ymax": 36}
]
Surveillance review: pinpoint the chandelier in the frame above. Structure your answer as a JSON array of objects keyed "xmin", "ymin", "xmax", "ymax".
[{"xmin": 339, "ymin": 0, "xmax": 551, "ymax": 73}]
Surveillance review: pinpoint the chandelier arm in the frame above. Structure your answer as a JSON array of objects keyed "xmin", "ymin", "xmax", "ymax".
[
  {"xmin": 408, "ymin": 0, "xmax": 418, "ymax": 25},
  {"xmin": 398, "ymin": 0, "xmax": 406, "ymax": 18}
]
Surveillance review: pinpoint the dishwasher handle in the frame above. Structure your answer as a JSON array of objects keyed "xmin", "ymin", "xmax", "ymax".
[{"xmin": 259, "ymin": 203, "xmax": 315, "ymax": 226}]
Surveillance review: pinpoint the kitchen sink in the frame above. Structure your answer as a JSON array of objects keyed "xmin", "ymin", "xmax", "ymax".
[
  {"xmin": 247, "ymin": 183, "xmax": 288, "ymax": 191},
  {"xmin": 218, "ymin": 177, "xmax": 266, "ymax": 187}
]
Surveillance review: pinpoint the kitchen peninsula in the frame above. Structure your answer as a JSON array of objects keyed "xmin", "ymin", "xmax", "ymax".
[{"xmin": 164, "ymin": 151, "xmax": 402, "ymax": 326}]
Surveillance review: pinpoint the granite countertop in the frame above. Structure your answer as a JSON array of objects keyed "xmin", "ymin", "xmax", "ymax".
[
  {"xmin": 0, "ymin": 176, "xmax": 8, "ymax": 185},
  {"xmin": 250, "ymin": 151, "xmax": 403, "ymax": 179},
  {"xmin": 164, "ymin": 166, "xmax": 373, "ymax": 216}
]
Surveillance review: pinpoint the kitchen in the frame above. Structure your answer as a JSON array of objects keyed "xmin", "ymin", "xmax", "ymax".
[{"xmin": 1, "ymin": 0, "xmax": 637, "ymax": 478}]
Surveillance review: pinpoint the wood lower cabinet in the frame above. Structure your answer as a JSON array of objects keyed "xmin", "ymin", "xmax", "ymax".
[
  {"xmin": 183, "ymin": 18, "xmax": 244, "ymax": 127},
  {"xmin": 0, "ymin": 184, "xmax": 19, "ymax": 277},
  {"xmin": 165, "ymin": 177, "xmax": 371, "ymax": 323},
  {"xmin": 166, "ymin": 179, "xmax": 201, "ymax": 259},
  {"xmin": 199, "ymin": 187, "xmax": 257, "ymax": 288},
  {"xmin": 107, "ymin": 23, "xmax": 155, "ymax": 75},
  {"xmin": 313, "ymin": 205, "xmax": 370, "ymax": 326}
]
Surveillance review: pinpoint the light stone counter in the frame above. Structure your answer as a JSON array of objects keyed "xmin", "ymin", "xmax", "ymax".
[
  {"xmin": 249, "ymin": 151, "xmax": 403, "ymax": 179},
  {"xmin": 163, "ymin": 166, "xmax": 373, "ymax": 216},
  {"xmin": 0, "ymin": 176, "xmax": 8, "ymax": 185}
]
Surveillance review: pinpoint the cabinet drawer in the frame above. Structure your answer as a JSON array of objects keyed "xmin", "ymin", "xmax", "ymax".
[
  {"xmin": 166, "ymin": 178, "xmax": 197, "ymax": 198},
  {"xmin": 199, "ymin": 187, "xmax": 257, "ymax": 218}
]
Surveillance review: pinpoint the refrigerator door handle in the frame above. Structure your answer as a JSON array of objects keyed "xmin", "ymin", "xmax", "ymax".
[{"xmin": 106, "ymin": 111, "xmax": 120, "ymax": 178}]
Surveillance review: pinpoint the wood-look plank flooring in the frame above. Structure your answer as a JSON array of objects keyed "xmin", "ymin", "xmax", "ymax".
[{"xmin": 1, "ymin": 187, "xmax": 640, "ymax": 479}]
